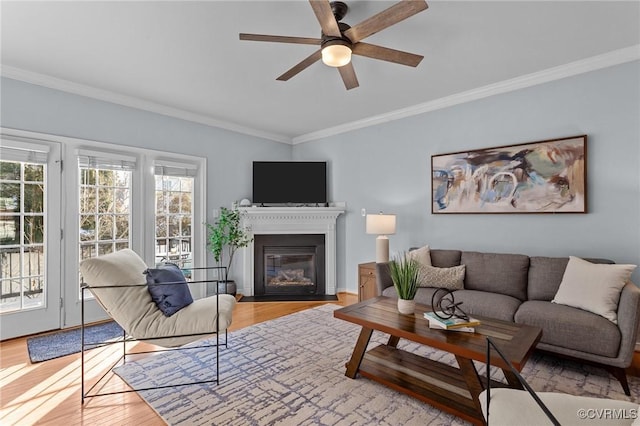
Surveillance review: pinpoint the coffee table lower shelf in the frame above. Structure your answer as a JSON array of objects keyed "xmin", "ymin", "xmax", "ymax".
[{"xmin": 358, "ymin": 344, "xmax": 504, "ymax": 425}]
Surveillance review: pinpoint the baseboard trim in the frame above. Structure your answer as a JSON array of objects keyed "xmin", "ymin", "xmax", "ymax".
[
  {"xmin": 239, "ymin": 294, "xmax": 339, "ymax": 302},
  {"xmin": 636, "ymin": 342, "xmax": 640, "ymax": 352}
]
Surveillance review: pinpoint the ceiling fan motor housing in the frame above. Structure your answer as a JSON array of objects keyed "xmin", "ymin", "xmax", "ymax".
[{"xmin": 321, "ymin": 22, "xmax": 353, "ymax": 48}]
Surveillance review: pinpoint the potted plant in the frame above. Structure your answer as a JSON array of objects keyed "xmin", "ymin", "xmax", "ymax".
[
  {"xmin": 389, "ymin": 252, "xmax": 420, "ymax": 315},
  {"xmin": 206, "ymin": 206, "xmax": 253, "ymax": 295}
]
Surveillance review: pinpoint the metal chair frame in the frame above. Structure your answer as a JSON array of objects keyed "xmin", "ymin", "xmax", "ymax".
[
  {"xmin": 485, "ymin": 337, "xmax": 561, "ymax": 425},
  {"xmin": 81, "ymin": 266, "xmax": 231, "ymax": 403}
]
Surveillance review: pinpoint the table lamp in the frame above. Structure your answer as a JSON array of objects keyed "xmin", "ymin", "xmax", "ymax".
[{"xmin": 366, "ymin": 213, "xmax": 396, "ymax": 263}]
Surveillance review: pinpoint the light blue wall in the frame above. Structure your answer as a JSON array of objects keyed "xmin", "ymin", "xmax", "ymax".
[
  {"xmin": 0, "ymin": 77, "xmax": 292, "ymax": 219},
  {"xmin": 293, "ymin": 61, "xmax": 640, "ymax": 290},
  {"xmin": 3, "ymin": 61, "xmax": 639, "ymax": 294}
]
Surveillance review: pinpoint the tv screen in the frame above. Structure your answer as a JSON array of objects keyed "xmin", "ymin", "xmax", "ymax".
[{"xmin": 253, "ymin": 161, "xmax": 327, "ymax": 205}]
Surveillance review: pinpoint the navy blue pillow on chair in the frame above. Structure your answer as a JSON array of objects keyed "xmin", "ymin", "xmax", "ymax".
[{"xmin": 144, "ymin": 263, "xmax": 193, "ymax": 316}]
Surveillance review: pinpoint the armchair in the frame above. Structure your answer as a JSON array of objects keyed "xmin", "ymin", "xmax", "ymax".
[
  {"xmin": 79, "ymin": 249, "xmax": 236, "ymax": 402},
  {"xmin": 481, "ymin": 337, "xmax": 638, "ymax": 425}
]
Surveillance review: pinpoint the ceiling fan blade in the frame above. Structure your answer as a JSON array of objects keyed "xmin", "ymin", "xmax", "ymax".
[
  {"xmin": 276, "ymin": 50, "xmax": 323, "ymax": 81},
  {"xmin": 309, "ymin": 0, "xmax": 341, "ymax": 37},
  {"xmin": 239, "ymin": 33, "xmax": 321, "ymax": 45},
  {"xmin": 338, "ymin": 63, "xmax": 359, "ymax": 90},
  {"xmin": 352, "ymin": 42, "xmax": 423, "ymax": 67},
  {"xmin": 344, "ymin": 0, "xmax": 428, "ymax": 43}
]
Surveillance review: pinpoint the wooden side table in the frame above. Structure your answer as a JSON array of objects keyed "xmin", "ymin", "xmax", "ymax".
[{"xmin": 358, "ymin": 262, "xmax": 377, "ymax": 301}]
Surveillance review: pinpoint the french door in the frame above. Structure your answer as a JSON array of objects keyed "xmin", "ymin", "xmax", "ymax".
[
  {"xmin": 0, "ymin": 137, "xmax": 62, "ymax": 340},
  {"xmin": 1, "ymin": 129, "xmax": 206, "ymax": 337}
]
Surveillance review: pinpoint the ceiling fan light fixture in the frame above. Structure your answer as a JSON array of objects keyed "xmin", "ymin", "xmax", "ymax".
[
  {"xmin": 239, "ymin": 0, "xmax": 428, "ymax": 89},
  {"xmin": 321, "ymin": 40, "xmax": 352, "ymax": 67}
]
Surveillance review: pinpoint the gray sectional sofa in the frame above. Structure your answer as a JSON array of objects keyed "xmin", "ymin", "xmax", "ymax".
[{"xmin": 376, "ymin": 249, "xmax": 640, "ymax": 395}]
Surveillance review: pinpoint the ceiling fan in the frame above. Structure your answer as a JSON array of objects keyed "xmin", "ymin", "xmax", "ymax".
[{"xmin": 239, "ymin": 0, "xmax": 428, "ymax": 90}]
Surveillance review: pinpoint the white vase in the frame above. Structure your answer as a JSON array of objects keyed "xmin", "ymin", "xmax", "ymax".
[{"xmin": 397, "ymin": 298, "xmax": 416, "ymax": 315}]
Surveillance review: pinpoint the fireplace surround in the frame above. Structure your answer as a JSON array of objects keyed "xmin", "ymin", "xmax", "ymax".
[{"xmin": 239, "ymin": 206, "xmax": 344, "ymax": 297}]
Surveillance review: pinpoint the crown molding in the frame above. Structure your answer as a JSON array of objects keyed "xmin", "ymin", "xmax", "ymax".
[
  {"xmin": 292, "ymin": 45, "xmax": 640, "ymax": 145},
  {"xmin": 3, "ymin": 45, "xmax": 638, "ymax": 147},
  {"xmin": 0, "ymin": 65, "xmax": 293, "ymax": 145}
]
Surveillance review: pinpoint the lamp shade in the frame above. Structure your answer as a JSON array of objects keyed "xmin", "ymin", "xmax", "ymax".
[{"xmin": 366, "ymin": 214, "xmax": 396, "ymax": 235}]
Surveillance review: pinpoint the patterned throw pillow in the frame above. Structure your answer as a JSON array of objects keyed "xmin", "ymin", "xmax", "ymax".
[{"xmin": 418, "ymin": 264, "xmax": 466, "ymax": 290}]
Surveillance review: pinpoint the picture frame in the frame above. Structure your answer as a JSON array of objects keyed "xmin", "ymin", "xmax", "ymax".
[{"xmin": 431, "ymin": 135, "xmax": 587, "ymax": 214}]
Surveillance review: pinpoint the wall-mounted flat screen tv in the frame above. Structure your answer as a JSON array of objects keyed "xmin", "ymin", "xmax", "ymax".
[{"xmin": 253, "ymin": 161, "xmax": 327, "ymax": 205}]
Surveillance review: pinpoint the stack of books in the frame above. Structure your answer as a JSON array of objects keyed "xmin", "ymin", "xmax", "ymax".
[{"xmin": 424, "ymin": 311, "xmax": 480, "ymax": 333}]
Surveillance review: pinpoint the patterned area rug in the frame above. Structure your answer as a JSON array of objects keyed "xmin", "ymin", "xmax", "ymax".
[
  {"xmin": 27, "ymin": 321, "xmax": 123, "ymax": 363},
  {"xmin": 114, "ymin": 305, "xmax": 638, "ymax": 425}
]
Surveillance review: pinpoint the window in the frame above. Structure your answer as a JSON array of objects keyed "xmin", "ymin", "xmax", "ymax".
[
  {"xmin": 1, "ymin": 129, "xmax": 205, "ymax": 334},
  {"xmin": 154, "ymin": 162, "xmax": 196, "ymax": 275},
  {"xmin": 78, "ymin": 152, "xmax": 135, "ymax": 292},
  {"xmin": 0, "ymin": 145, "xmax": 49, "ymax": 313}
]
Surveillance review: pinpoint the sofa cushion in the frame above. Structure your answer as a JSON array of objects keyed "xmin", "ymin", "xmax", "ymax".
[
  {"xmin": 528, "ymin": 256, "xmax": 615, "ymax": 301},
  {"xmin": 515, "ymin": 300, "xmax": 621, "ymax": 357},
  {"xmin": 418, "ymin": 265, "xmax": 465, "ymax": 290},
  {"xmin": 527, "ymin": 257, "xmax": 570, "ymax": 301},
  {"xmin": 552, "ymin": 256, "xmax": 636, "ymax": 323},
  {"xmin": 451, "ymin": 289, "xmax": 521, "ymax": 322},
  {"xmin": 414, "ymin": 287, "xmax": 444, "ymax": 307},
  {"xmin": 461, "ymin": 251, "xmax": 529, "ymax": 301},
  {"xmin": 382, "ymin": 286, "xmax": 444, "ymax": 309},
  {"xmin": 430, "ymin": 249, "xmax": 462, "ymax": 268}
]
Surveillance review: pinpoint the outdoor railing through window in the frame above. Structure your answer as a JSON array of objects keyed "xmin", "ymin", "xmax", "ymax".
[
  {"xmin": 154, "ymin": 162, "xmax": 196, "ymax": 278},
  {"xmin": 0, "ymin": 159, "xmax": 46, "ymax": 312}
]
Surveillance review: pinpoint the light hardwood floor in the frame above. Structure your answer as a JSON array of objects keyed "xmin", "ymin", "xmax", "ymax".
[
  {"xmin": 0, "ymin": 293, "xmax": 358, "ymax": 426},
  {"xmin": 1, "ymin": 293, "xmax": 638, "ymax": 425}
]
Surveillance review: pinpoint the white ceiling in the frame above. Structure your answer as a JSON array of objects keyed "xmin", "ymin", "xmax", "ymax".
[{"xmin": 1, "ymin": 1, "xmax": 639, "ymax": 144}]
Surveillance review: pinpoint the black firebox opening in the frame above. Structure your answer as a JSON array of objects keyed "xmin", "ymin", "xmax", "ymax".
[{"xmin": 254, "ymin": 234, "xmax": 325, "ymax": 297}]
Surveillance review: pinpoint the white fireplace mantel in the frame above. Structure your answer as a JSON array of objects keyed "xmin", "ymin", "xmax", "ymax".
[{"xmin": 238, "ymin": 206, "xmax": 345, "ymax": 296}]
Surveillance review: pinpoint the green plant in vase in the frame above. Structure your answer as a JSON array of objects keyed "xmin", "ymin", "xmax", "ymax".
[
  {"xmin": 389, "ymin": 252, "xmax": 420, "ymax": 314},
  {"xmin": 206, "ymin": 206, "xmax": 253, "ymax": 295}
]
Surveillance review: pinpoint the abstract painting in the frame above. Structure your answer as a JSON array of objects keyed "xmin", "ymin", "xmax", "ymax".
[{"xmin": 431, "ymin": 135, "xmax": 587, "ymax": 214}]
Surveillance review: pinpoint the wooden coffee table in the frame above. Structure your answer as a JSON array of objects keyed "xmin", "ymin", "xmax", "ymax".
[{"xmin": 334, "ymin": 296, "xmax": 542, "ymax": 425}]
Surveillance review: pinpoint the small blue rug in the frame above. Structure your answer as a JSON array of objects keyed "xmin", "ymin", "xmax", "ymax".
[{"xmin": 26, "ymin": 321, "xmax": 124, "ymax": 363}]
